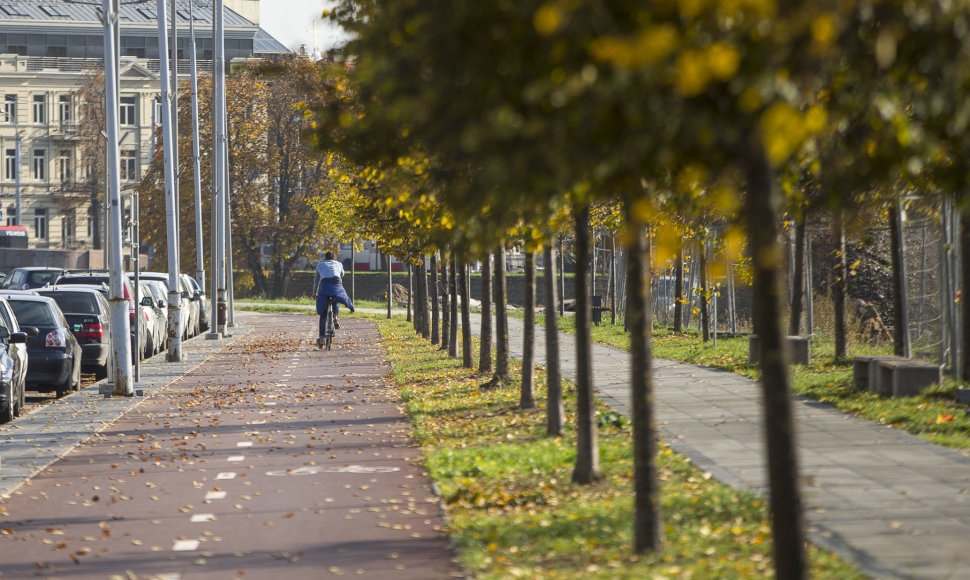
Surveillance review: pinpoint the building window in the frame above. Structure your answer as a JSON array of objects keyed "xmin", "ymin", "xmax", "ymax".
[
  {"xmin": 58, "ymin": 95, "xmax": 71, "ymax": 124},
  {"xmin": 34, "ymin": 209, "xmax": 47, "ymax": 240},
  {"xmin": 120, "ymin": 150, "xmax": 137, "ymax": 181},
  {"xmin": 4, "ymin": 149, "xmax": 15, "ymax": 180},
  {"xmin": 120, "ymin": 96, "xmax": 136, "ymax": 126},
  {"xmin": 153, "ymin": 97, "xmax": 162, "ymax": 125},
  {"xmin": 62, "ymin": 217, "xmax": 75, "ymax": 242},
  {"xmin": 58, "ymin": 150, "xmax": 72, "ymax": 181},
  {"xmin": 3, "ymin": 95, "xmax": 15, "ymax": 123},
  {"xmin": 32, "ymin": 149, "xmax": 45, "ymax": 180},
  {"xmin": 32, "ymin": 94, "xmax": 46, "ymax": 124}
]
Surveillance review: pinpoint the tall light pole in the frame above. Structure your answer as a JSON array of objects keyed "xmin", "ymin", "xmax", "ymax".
[
  {"xmin": 189, "ymin": 0, "xmax": 204, "ymax": 292},
  {"xmin": 104, "ymin": 0, "xmax": 134, "ymax": 394},
  {"xmin": 208, "ymin": 0, "xmax": 227, "ymax": 339},
  {"xmin": 157, "ymin": 0, "xmax": 184, "ymax": 361}
]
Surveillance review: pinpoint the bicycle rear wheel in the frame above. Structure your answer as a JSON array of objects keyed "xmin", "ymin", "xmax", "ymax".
[{"xmin": 325, "ymin": 302, "xmax": 334, "ymax": 351}]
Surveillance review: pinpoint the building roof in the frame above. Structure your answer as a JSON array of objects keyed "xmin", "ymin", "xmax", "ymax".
[
  {"xmin": 253, "ymin": 27, "xmax": 288, "ymax": 55},
  {"xmin": 0, "ymin": 0, "xmax": 254, "ymax": 28}
]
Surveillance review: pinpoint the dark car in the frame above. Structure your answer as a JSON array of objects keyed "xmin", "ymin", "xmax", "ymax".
[
  {"xmin": 0, "ymin": 267, "xmax": 65, "ymax": 290},
  {"xmin": 55, "ymin": 271, "xmax": 148, "ymax": 362},
  {"xmin": 3, "ymin": 294, "xmax": 81, "ymax": 397},
  {"xmin": 0, "ymin": 299, "xmax": 28, "ymax": 423},
  {"xmin": 37, "ymin": 287, "xmax": 112, "ymax": 380}
]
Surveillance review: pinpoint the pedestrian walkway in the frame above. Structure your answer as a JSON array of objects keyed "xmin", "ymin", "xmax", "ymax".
[
  {"xmin": 467, "ymin": 315, "xmax": 970, "ymax": 580},
  {"xmin": 0, "ymin": 312, "xmax": 460, "ymax": 579}
]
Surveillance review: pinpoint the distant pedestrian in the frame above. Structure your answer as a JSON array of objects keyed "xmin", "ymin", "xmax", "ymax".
[{"xmin": 312, "ymin": 251, "xmax": 355, "ymax": 346}]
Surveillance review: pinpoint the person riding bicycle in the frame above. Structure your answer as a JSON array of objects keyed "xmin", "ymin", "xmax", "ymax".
[{"xmin": 312, "ymin": 251, "xmax": 355, "ymax": 346}]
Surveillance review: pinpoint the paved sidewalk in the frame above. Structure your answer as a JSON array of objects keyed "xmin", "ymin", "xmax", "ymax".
[{"xmin": 467, "ymin": 315, "xmax": 970, "ymax": 580}]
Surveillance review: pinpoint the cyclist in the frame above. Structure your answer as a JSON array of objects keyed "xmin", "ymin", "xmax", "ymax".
[{"xmin": 312, "ymin": 251, "xmax": 355, "ymax": 347}]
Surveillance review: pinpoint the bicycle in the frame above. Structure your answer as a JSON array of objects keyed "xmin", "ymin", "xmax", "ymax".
[{"xmin": 319, "ymin": 296, "xmax": 335, "ymax": 351}]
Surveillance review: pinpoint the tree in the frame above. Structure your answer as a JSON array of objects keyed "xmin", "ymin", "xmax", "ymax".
[{"xmin": 479, "ymin": 250, "xmax": 493, "ymax": 374}]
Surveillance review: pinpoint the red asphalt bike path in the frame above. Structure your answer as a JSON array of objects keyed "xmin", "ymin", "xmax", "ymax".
[{"xmin": 0, "ymin": 311, "xmax": 462, "ymax": 579}]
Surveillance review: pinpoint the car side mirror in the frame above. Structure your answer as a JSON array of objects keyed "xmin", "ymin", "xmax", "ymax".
[
  {"xmin": 0, "ymin": 326, "xmax": 8, "ymax": 340},
  {"xmin": 157, "ymin": 299, "xmax": 166, "ymax": 308},
  {"xmin": 9, "ymin": 331, "xmax": 26, "ymax": 344},
  {"xmin": 141, "ymin": 296, "xmax": 154, "ymax": 307},
  {"xmin": 21, "ymin": 326, "xmax": 39, "ymax": 337}
]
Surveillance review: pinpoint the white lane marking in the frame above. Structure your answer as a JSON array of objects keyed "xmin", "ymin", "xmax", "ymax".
[
  {"xmin": 191, "ymin": 513, "xmax": 216, "ymax": 523},
  {"xmin": 228, "ymin": 455, "xmax": 245, "ymax": 462},
  {"xmin": 266, "ymin": 465, "xmax": 401, "ymax": 476},
  {"xmin": 264, "ymin": 402, "xmax": 277, "ymax": 406},
  {"xmin": 204, "ymin": 491, "xmax": 227, "ymax": 500},
  {"xmin": 157, "ymin": 574, "xmax": 181, "ymax": 580},
  {"xmin": 250, "ymin": 420, "xmax": 266, "ymax": 425},
  {"xmin": 216, "ymin": 472, "xmax": 236, "ymax": 480},
  {"xmin": 236, "ymin": 441, "xmax": 253, "ymax": 448},
  {"xmin": 173, "ymin": 539, "xmax": 200, "ymax": 552}
]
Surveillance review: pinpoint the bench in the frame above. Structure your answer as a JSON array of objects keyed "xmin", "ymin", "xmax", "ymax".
[
  {"xmin": 875, "ymin": 358, "xmax": 941, "ymax": 398},
  {"xmin": 748, "ymin": 335, "xmax": 811, "ymax": 365},
  {"xmin": 852, "ymin": 355, "xmax": 906, "ymax": 392}
]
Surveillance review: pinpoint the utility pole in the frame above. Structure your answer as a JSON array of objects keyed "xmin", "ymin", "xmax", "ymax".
[
  {"xmin": 189, "ymin": 0, "xmax": 205, "ymax": 292},
  {"xmin": 157, "ymin": 0, "xmax": 184, "ymax": 361},
  {"xmin": 103, "ymin": 0, "xmax": 133, "ymax": 394},
  {"xmin": 209, "ymin": 0, "xmax": 228, "ymax": 338}
]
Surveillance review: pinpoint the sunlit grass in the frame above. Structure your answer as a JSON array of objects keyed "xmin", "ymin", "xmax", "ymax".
[{"xmin": 376, "ymin": 315, "xmax": 864, "ymax": 579}]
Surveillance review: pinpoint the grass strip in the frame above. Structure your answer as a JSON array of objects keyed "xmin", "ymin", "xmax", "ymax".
[{"xmin": 375, "ymin": 315, "xmax": 864, "ymax": 579}]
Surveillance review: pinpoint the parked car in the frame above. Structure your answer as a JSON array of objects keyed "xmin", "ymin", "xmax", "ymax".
[
  {"xmin": 182, "ymin": 274, "xmax": 208, "ymax": 334},
  {"xmin": 1, "ymin": 293, "xmax": 81, "ymax": 397},
  {"xmin": 0, "ymin": 296, "xmax": 32, "ymax": 419},
  {"xmin": 55, "ymin": 271, "xmax": 147, "ymax": 362},
  {"xmin": 130, "ymin": 272, "xmax": 192, "ymax": 342},
  {"xmin": 143, "ymin": 280, "xmax": 169, "ymax": 351},
  {"xmin": 0, "ymin": 298, "xmax": 28, "ymax": 423},
  {"xmin": 0, "ymin": 267, "xmax": 65, "ymax": 290},
  {"xmin": 136, "ymin": 281, "xmax": 166, "ymax": 357},
  {"xmin": 36, "ymin": 286, "xmax": 112, "ymax": 380}
]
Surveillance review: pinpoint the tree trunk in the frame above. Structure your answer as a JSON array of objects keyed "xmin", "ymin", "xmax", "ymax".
[
  {"xmin": 440, "ymin": 252, "xmax": 450, "ymax": 350},
  {"xmin": 833, "ymin": 208, "xmax": 848, "ymax": 358},
  {"xmin": 572, "ymin": 204, "xmax": 600, "ymax": 484},
  {"xmin": 449, "ymin": 253, "xmax": 458, "ymax": 358},
  {"xmin": 673, "ymin": 245, "xmax": 684, "ymax": 333},
  {"xmin": 559, "ymin": 237, "xmax": 566, "ymax": 318},
  {"xmin": 386, "ymin": 253, "xmax": 393, "ymax": 320},
  {"xmin": 889, "ymin": 201, "xmax": 910, "ymax": 357},
  {"xmin": 700, "ymin": 239, "xmax": 710, "ymax": 341},
  {"xmin": 520, "ymin": 250, "xmax": 536, "ymax": 409},
  {"xmin": 788, "ymin": 216, "xmax": 807, "ymax": 336},
  {"xmin": 494, "ymin": 246, "xmax": 510, "ymax": 382},
  {"xmin": 407, "ymin": 263, "xmax": 413, "ymax": 323},
  {"xmin": 743, "ymin": 135, "xmax": 807, "ymax": 580},
  {"xmin": 961, "ymin": 208, "xmax": 970, "ymax": 379},
  {"xmin": 625, "ymin": 208, "xmax": 662, "ymax": 554},
  {"xmin": 609, "ymin": 234, "xmax": 617, "ymax": 326},
  {"xmin": 430, "ymin": 252, "xmax": 440, "ymax": 345},
  {"xmin": 459, "ymin": 260, "xmax": 473, "ymax": 369},
  {"xmin": 544, "ymin": 242, "xmax": 564, "ymax": 437},
  {"xmin": 479, "ymin": 251, "xmax": 493, "ymax": 374},
  {"xmin": 417, "ymin": 261, "xmax": 430, "ymax": 339}
]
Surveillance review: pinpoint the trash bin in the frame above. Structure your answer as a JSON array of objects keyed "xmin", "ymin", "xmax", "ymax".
[{"xmin": 592, "ymin": 295, "xmax": 602, "ymax": 325}]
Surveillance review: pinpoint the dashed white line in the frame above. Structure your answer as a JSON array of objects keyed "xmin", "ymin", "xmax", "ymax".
[
  {"xmin": 190, "ymin": 513, "xmax": 216, "ymax": 523},
  {"xmin": 204, "ymin": 491, "xmax": 227, "ymax": 500},
  {"xmin": 227, "ymin": 455, "xmax": 245, "ymax": 462},
  {"xmin": 236, "ymin": 441, "xmax": 253, "ymax": 448},
  {"xmin": 172, "ymin": 539, "xmax": 200, "ymax": 552},
  {"xmin": 216, "ymin": 472, "xmax": 236, "ymax": 480}
]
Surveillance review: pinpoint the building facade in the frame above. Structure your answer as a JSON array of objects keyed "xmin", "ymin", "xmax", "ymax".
[{"xmin": 0, "ymin": 0, "xmax": 285, "ymax": 252}]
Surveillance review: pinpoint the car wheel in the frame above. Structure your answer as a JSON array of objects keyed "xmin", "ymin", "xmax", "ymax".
[
  {"xmin": 0, "ymin": 384, "xmax": 12, "ymax": 423},
  {"xmin": 13, "ymin": 383, "xmax": 23, "ymax": 417},
  {"xmin": 55, "ymin": 377, "xmax": 70, "ymax": 398},
  {"xmin": 95, "ymin": 364, "xmax": 109, "ymax": 381}
]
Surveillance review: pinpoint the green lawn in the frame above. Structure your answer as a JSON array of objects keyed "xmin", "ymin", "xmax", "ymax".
[{"xmin": 374, "ymin": 315, "xmax": 864, "ymax": 579}]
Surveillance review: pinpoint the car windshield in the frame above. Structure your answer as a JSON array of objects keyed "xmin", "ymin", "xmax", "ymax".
[
  {"xmin": 27, "ymin": 271, "xmax": 60, "ymax": 286},
  {"xmin": 47, "ymin": 293, "xmax": 98, "ymax": 314},
  {"xmin": 9, "ymin": 300, "xmax": 56, "ymax": 326}
]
